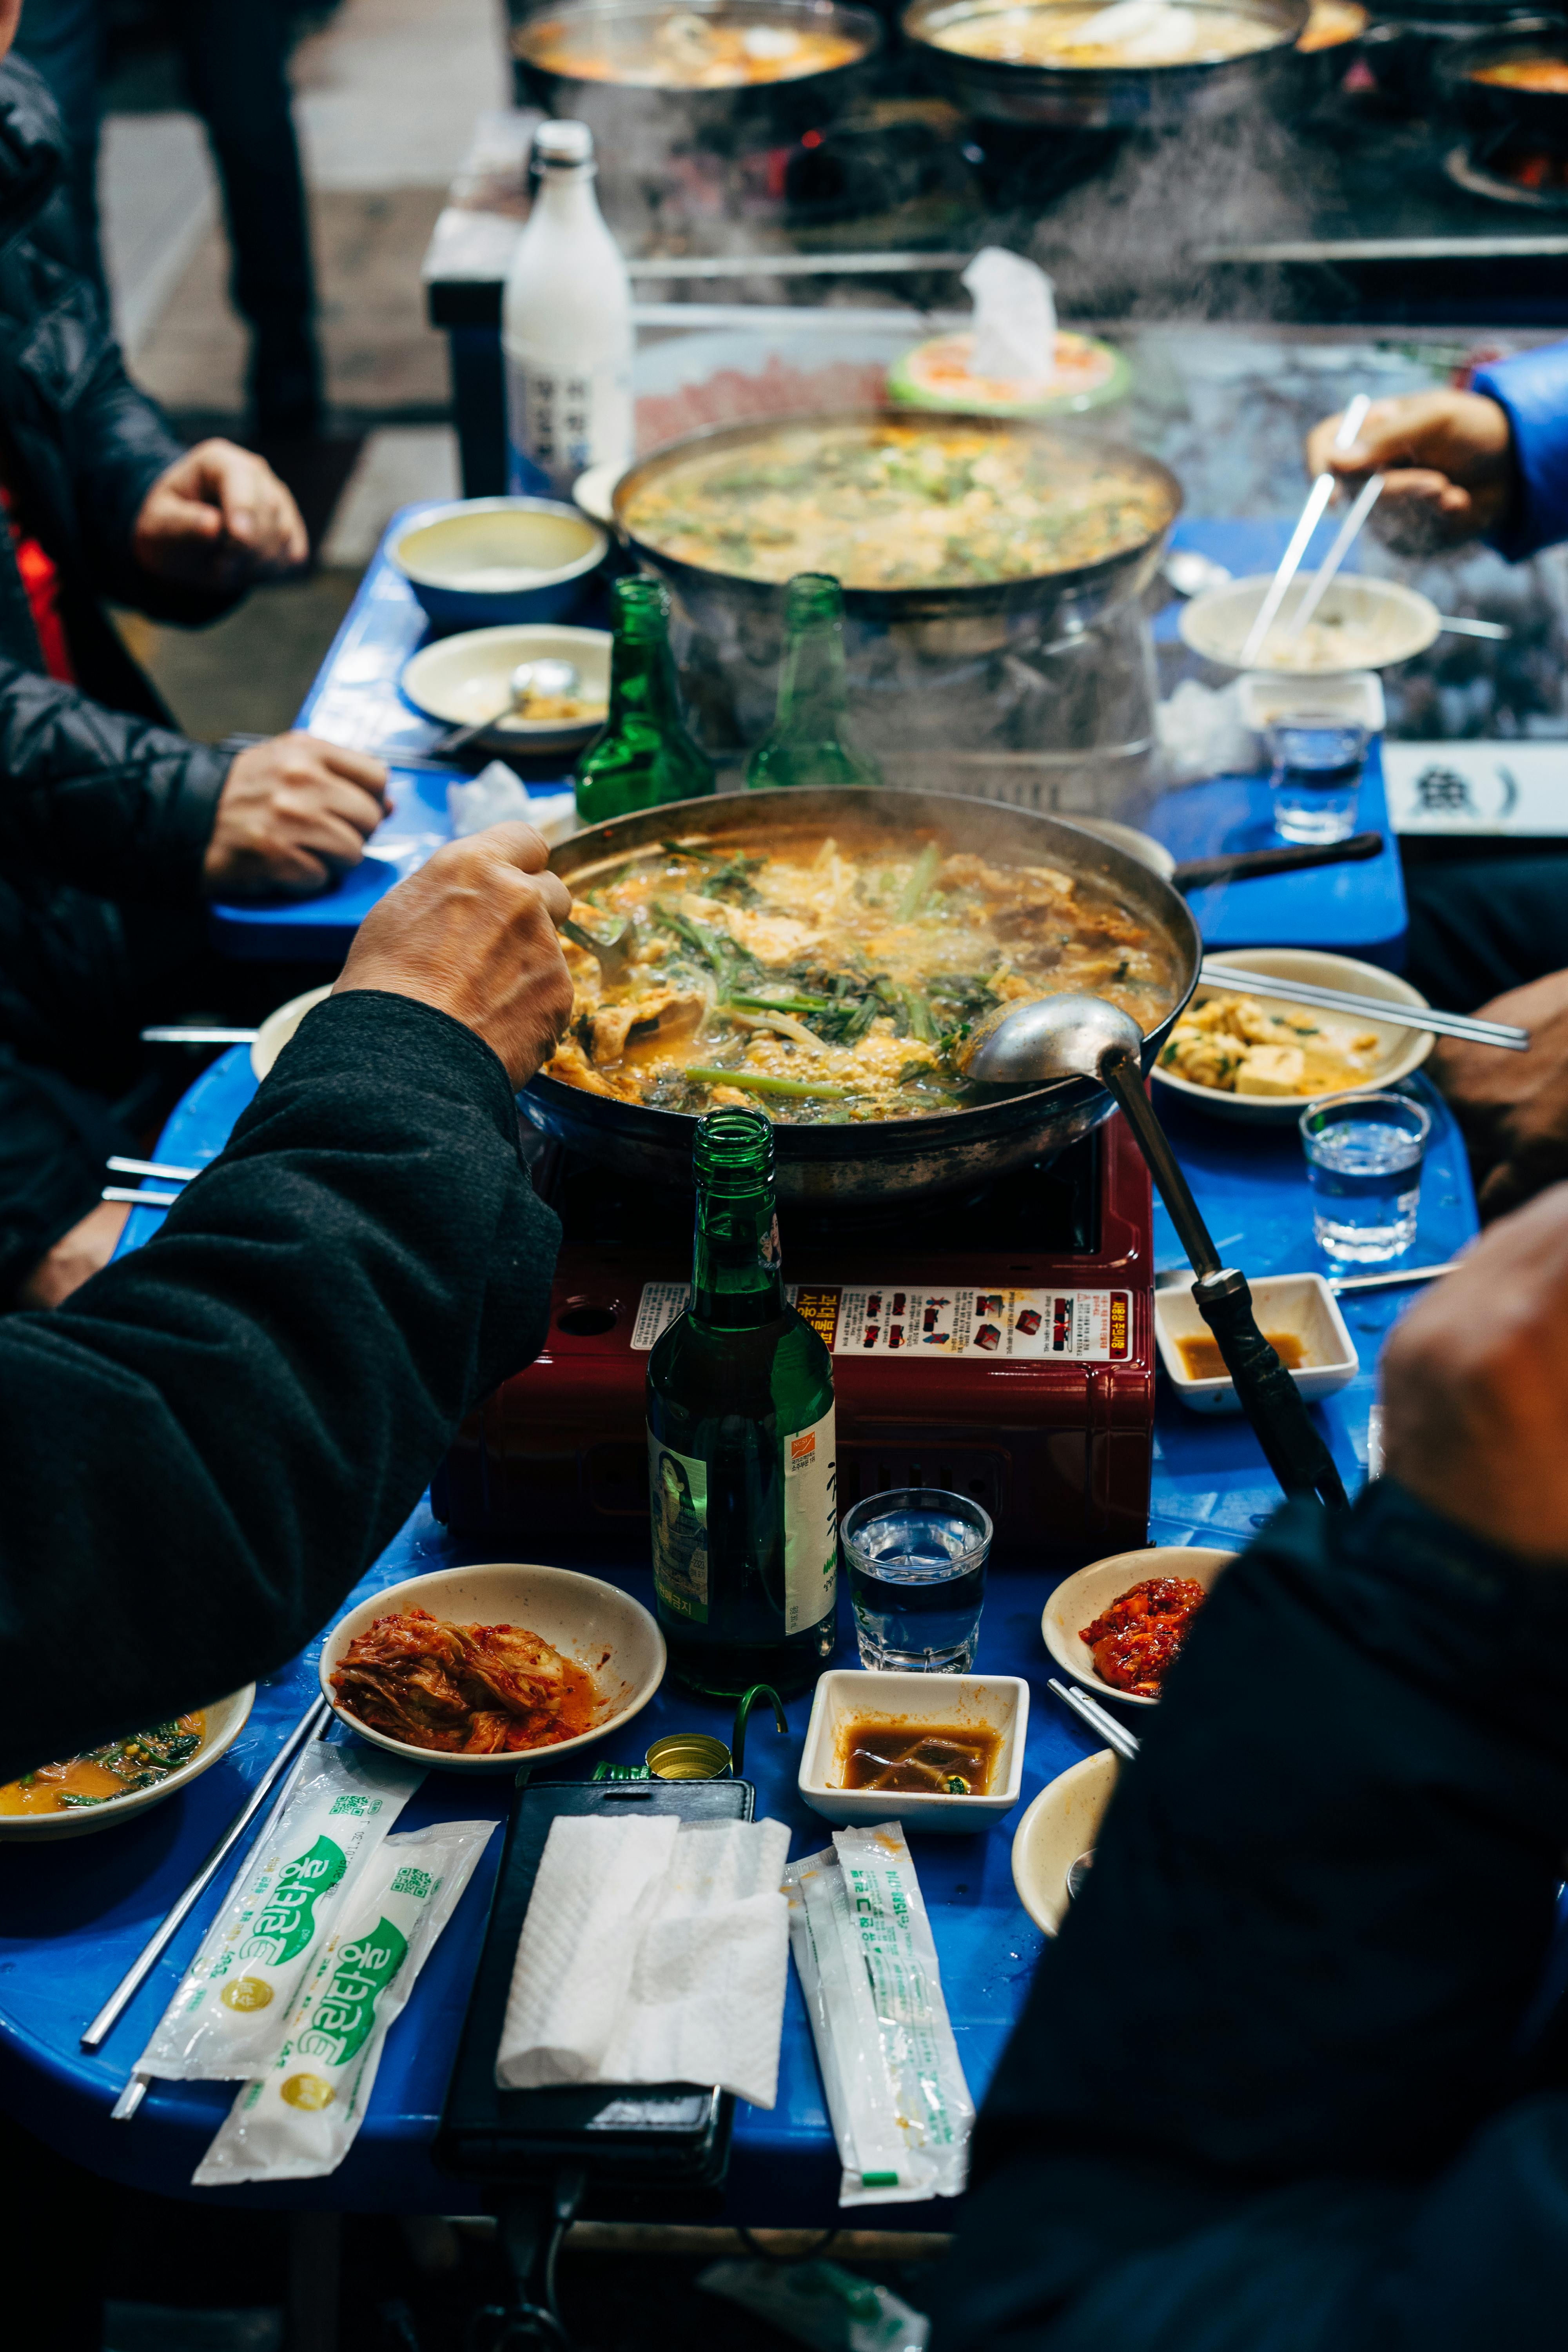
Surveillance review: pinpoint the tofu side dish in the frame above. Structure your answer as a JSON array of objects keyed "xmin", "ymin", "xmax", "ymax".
[{"xmin": 1159, "ymin": 989, "xmax": 1382, "ymax": 1098}]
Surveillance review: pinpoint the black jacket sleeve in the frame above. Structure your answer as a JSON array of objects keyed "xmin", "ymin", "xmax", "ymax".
[
  {"xmin": 935, "ymin": 1481, "xmax": 1568, "ymax": 2352},
  {"xmin": 0, "ymin": 990, "xmax": 561, "ymax": 1781},
  {"xmin": 0, "ymin": 656, "xmax": 230, "ymax": 900}
]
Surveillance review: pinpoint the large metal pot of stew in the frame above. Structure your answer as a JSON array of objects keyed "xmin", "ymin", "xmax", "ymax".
[{"xmin": 529, "ymin": 786, "xmax": 1201, "ymax": 1202}]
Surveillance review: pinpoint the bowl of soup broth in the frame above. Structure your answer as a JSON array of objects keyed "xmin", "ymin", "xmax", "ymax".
[
  {"xmin": 902, "ymin": 0, "xmax": 1311, "ymax": 123},
  {"xmin": 798, "ymin": 1669, "xmax": 1029, "ymax": 1829},
  {"xmin": 0, "ymin": 1685, "xmax": 255, "ymax": 1840}
]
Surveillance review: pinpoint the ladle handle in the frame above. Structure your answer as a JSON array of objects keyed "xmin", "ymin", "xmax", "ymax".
[{"xmin": 1098, "ymin": 1050, "xmax": 1350, "ymax": 1513}]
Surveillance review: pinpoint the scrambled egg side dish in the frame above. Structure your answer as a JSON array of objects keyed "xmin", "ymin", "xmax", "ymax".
[
  {"xmin": 546, "ymin": 830, "xmax": 1182, "ymax": 1123},
  {"xmin": 1160, "ymin": 990, "xmax": 1383, "ymax": 1098},
  {"xmin": 622, "ymin": 419, "xmax": 1174, "ymax": 590}
]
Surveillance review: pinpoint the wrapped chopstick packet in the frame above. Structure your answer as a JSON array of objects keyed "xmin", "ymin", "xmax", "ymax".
[
  {"xmin": 193, "ymin": 1818, "xmax": 494, "ymax": 2183},
  {"xmin": 136, "ymin": 1742, "xmax": 423, "ymax": 2081}
]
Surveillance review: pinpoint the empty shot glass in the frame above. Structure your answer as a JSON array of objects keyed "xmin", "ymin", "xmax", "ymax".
[
  {"xmin": 841, "ymin": 1487, "xmax": 992, "ymax": 1673},
  {"xmin": 1300, "ymin": 1090, "xmax": 1432, "ymax": 1263},
  {"xmin": 1268, "ymin": 714, "xmax": 1369, "ymax": 845}
]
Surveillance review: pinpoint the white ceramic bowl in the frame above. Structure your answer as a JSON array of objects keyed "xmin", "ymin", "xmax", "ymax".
[
  {"xmin": 250, "ymin": 985, "xmax": 333, "ymax": 1081},
  {"xmin": 388, "ymin": 498, "xmax": 606, "ymax": 628},
  {"xmin": 319, "ymin": 1562, "xmax": 666, "ymax": 1771},
  {"xmin": 1152, "ymin": 948, "xmax": 1434, "ymax": 1125},
  {"xmin": 1011, "ymin": 1750, "xmax": 1118, "ymax": 1936},
  {"xmin": 797, "ymin": 1668, "xmax": 1029, "ymax": 1832},
  {"xmin": 401, "ymin": 623, "xmax": 612, "ymax": 755},
  {"xmin": 1042, "ymin": 1546, "xmax": 1235, "ymax": 1708},
  {"xmin": 0, "ymin": 1685, "xmax": 256, "ymax": 1842},
  {"xmin": 1154, "ymin": 1272, "xmax": 1358, "ymax": 1414},
  {"xmin": 1180, "ymin": 572, "xmax": 1440, "ymax": 674}
]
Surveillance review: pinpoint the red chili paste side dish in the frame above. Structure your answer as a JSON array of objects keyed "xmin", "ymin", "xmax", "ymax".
[{"xmin": 1080, "ymin": 1576, "xmax": 1207, "ymax": 1697}]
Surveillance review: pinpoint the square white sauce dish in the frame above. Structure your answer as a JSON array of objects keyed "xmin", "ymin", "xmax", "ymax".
[
  {"xmin": 1154, "ymin": 1271, "xmax": 1357, "ymax": 1414},
  {"xmin": 797, "ymin": 1669, "xmax": 1029, "ymax": 1831}
]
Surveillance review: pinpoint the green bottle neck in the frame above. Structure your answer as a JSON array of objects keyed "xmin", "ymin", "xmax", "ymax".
[
  {"xmin": 773, "ymin": 612, "xmax": 850, "ymax": 746},
  {"xmin": 690, "ymin": 1182, "xmax": 784, "ymax": 1329},
  {"xmin": 605, "ymin": 625, "xmax": 684, "ymax": 745}
]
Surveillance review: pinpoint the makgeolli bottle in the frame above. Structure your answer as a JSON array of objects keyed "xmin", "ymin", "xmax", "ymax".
[{"xmin": 503, "ymin": 119, "xmax": 633, "ymax": 499}]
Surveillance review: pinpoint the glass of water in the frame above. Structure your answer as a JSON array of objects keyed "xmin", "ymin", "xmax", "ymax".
[
  {"xmin": 841, "ymin": 1488, "xmax": 993, "ymax": 1673},
  {"xmin": 1299, "ymin": 1091, "xmax": 1432, "ymax": 1263},
  {"xmin": 1267, "ymin": 714, "xmax": 1369, "ymax": 846}
]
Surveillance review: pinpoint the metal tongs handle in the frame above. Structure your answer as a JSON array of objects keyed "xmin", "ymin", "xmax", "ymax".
[{"xmin": 1098, "ymin": 1046, "xmax": 1349, "ymax": 1513}]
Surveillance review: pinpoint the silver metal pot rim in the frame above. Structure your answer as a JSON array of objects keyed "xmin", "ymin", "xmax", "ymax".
[
  {"xmin": 609, "ymin": 405, "xmax": 1183, "ymax": 622},
  {"xmin": 512, "ymin": 0, "xmax": 884, "ymax": 83},
  {"xmin": 902, "ymin": 0, "xmax": 1310, "ymax": 82}
]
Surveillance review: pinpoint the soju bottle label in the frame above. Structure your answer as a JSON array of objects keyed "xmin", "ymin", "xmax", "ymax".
[
  {"xmin": 649, "ymin": 1438, "xmax": 710, "ymax": 1624},
  {"xmin": 782, "ymin": 1405, "xmax": 837, "ymax": 1635}
]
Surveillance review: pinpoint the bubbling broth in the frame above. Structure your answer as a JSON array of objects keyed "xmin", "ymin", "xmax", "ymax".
[
  {"xmin": 517, "ymin": 9, "xmax": 867, "ymax": 85},
  {"xmin": 545, "ymin": 824, "xmax": 1185, "ymax": 1125},
  {"xmin": 837, "ymin": 1718, "xmax": 1002, "ymax": 1794},
  {"xmin": 927, "ymin": 0, "xmax": 1280, "ymax": 69}
]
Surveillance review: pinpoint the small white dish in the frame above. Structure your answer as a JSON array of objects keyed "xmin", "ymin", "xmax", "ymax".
[
  {"xmin": 1011, "ymin": 1750, "xmax": 1119, "ymax": 1936},
  {"xmin": 797, "ymin": 1669, "xmax": 1029, "ymax": 1832},
  {"xmin": 389, "ymin": 497, "xmax": 606, "ymax": 627},
  {"xmin": 1180, "ymin": 573, "xmax": 1440, "ymax": 674},
  {"xmin": 402, "ymin": 623, "xmax": 612, "ymax": 755},
  {"xmin": 251, "ymin": 984, "xmax": 333, "ymax": 1080},
  {"xmin": 1152, "ymin": 947, "xmax": 1434, "ymax": 1126},
  {"xmin": 1154, "ymin": 1271, "xmax": 1357, "ymax": 1414},
  {"xmin": 0, "ymin": 1685, "xmax": 256, "ymax": 1842},
  {"xmin": 1042, "ymin": 1546, "xmax": 1235, "ymax": 1708},
  {"xmin": 319, "ymin": 1562, "xmax": 666, "ymax": 1771}
]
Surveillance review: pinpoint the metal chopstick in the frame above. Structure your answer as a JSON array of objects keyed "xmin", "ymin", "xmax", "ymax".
[
  {"xmin": 1200, "ymin": 961, "xmax": 1531, "ymax": 1050},
  {"xmin": 1240, "ymin": 394, "xmax": 1370, "ymax": 668},
  {"xmin": 102, "ymin": 1187, "xmax": 181, "ymax": 1207},
  {"xmin": 1329, "ymin": 1260, "xmax": 1461, "ymax": 1292},
  {"xmin": 1047, "ymin": 1676, "xmax": 1142, "ymax": 1762},
  {"xmin": 108, "ymin": 1156, "xmax": 200, "ymax": 1183},
  {"xmin": 82, "ymin": 1695, "xmax": 330, "ymax": 2053},
  {"xmin": 1283, "ymin": 472, "xmax": 1383, "ymax": 643},
  {"xmin": 139, "ymin": 1025, "xmax": 258, "ymax": 1046}
]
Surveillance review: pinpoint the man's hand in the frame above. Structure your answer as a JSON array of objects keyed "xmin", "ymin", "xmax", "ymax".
[
  {"xmin": 132, "ymin": 440, "xmax": 309, "ymax": 591},
  {"xmin": 333, "ymin": 822, "xmax": 575, "ymax": 1089},
  {"xmin": 17, "ymin": 1200, "xmax": 129, "ymax": 1309},
  {"xmin": 204, "ymin": 734, "xmax": 389, "ymax": 899},
  {"xmin": 1304, "ymin": 390, "xmax": 1514, "ymax": 556},
  {"xmin": 1432, "ymin": 968, "xmax": 1568, "ymax": 1221},
  {"xmin": 1381, "ymin": 1183, "xmax": 1568, "ymax": 1560}
]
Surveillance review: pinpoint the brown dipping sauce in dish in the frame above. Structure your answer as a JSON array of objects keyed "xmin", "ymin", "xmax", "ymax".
[
  {"xmin": 837, "ymin": 1719, "xmax": 1002, "ymax": 1796},
  {"xmin": 1176, "ymin": 1329, "xmax": 1307, "ymax": 1381}
]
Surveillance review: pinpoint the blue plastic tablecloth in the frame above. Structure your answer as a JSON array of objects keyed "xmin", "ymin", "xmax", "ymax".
[
  {"xmin": 0, "ymin": 1043, "xmax": 1476, "ymax": 2214},
  {"xmin": 209, "ymin": 511, "xmax": 1406, "ymax": 966}
]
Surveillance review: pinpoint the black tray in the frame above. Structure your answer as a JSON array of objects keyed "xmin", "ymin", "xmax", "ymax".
[{"xmin": 437, "ymin": 1776, "xmax": 753, "ymax": 2187}]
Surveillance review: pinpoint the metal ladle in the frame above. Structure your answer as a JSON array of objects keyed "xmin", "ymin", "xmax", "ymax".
[
  {"xmin": 439, "ymin": 656, "xmax": 582, "ymax": 757},
  {"xmin": 959, "ymin": 995, "xmax": 1348, "ymax": 1512}
]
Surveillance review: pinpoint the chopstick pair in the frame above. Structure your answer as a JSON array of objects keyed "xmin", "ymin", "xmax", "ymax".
[
  {"xmin": 101, "ymin": 1154, "xmax": 200, "ymax": 1210},
  {"xmin": 1239, "ymin": 394, "xmax": 1371, "ymax": 668},
  {"xmin": 1198, "ymin": 961, "xmax": 1531, "ymax": 1053},
  {"xmin": 1047, "ymin": 1677, "xmax": 1142, "ymax": 1763}
]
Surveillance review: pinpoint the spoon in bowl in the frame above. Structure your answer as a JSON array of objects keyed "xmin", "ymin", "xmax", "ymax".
[
  {"xmin": 958, "ymin": 995, "xmax": 1348, "ymax": 1511},
  {"xmin": 439, "ymin": 656, "xmax": 582, "ymax": 757}
]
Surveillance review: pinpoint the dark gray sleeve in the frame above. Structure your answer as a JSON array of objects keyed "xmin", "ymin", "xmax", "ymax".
[{"xmin": 0, "ymin": 990, "xmax": 561, "ymax": 1780}]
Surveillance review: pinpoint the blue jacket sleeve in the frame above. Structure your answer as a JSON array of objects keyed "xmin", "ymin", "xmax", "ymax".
[{"xmin": 1472, "ymin": 341, "xmax": 1568, "ymax": 560}]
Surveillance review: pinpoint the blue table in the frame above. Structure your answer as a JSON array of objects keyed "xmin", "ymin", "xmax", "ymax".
[
  {"xmin": 0, "ymin": 1043, "xmax": 1477, "ymax": 2215},
  {"xmin": 212, "ymin": 512, "xmax": 1407, "ymax": 968}
]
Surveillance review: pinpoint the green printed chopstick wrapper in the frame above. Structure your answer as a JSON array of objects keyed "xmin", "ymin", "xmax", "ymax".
[
  {"xmin": 193, "ymin": 1819, "xmax": 495, "ymax": 2183},
  {"xmin": 137, "ymin": 1742, "xmax": 423, "ymax": 2081}
]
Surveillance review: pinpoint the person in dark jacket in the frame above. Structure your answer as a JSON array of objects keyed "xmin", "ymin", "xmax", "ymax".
[
  {"xmin": 933, "ymin": 1185, "xmax": 1568, "ymax": 2352},
  {"xmin": 0, "ymin": 37, "xmax": 388, "ymax": 1307},
  {"xmin": 0, "ymin": 813, "xmax": 573, "ymax": 1781}
]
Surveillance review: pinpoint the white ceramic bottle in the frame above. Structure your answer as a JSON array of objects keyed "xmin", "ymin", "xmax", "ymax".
[{"xmin": 502, "ymin": 118, "xmax": 633, "ymax": 499}]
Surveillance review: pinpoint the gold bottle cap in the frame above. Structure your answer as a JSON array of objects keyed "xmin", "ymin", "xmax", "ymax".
[{"xmin": 645, "ymin": 1732, "xmax": 732, "ymax": 1781}]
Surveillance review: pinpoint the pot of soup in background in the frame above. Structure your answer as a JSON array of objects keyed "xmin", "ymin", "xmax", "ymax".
[{"xmin": 1440, "ymin": 18, "xmax": 1568, "ymax": 140}]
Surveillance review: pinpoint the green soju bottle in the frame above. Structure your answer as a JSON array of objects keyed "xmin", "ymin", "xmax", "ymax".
[
  {"xmin": 575, "ymin": 574, "xmax": 715, "ymax": 825},
  {"xmin": 744, "ymin": 571, "xmax": 881, "ymax": 790},
  {"xmin": 646, "ymin": 1108, "xmax": 837, "ymax": 1698}
]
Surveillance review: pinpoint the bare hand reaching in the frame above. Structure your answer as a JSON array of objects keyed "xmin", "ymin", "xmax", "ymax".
[
  {"xmin": 1303, "ymin": 390, "xmax": 1515, "ymax": 555},
  {"xmin": 132, "ymin": 439, "xmax": 309, "ymax": 591},
  {"xmin": 203, "ymin": 734, "xmax": 390, "ymax": 899},
  {"xmin": 333, "ymin": 823, "xmax": 575, "ymax": 1089},
  {"xmin": 1381, "ymin": 1182, "xmax": 1568, "ymax": 1561},
  {"xmin": 1431, "ymin": 968, "xmax": 1568, "ymax": 1222}
]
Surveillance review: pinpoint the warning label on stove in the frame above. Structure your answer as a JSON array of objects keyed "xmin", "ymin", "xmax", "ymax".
[{"xmin": 629, "ymin": 1282, "xmax": 1131, "ymax": 1361}]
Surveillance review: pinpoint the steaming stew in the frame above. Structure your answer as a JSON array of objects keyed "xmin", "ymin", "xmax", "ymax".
[
  {"xmin": 546, "ymin": 826, "xmax": 1183, "ymax": 1122},
  {"xmin": 0, "ymin": 1713, "xmax": 205, "ymax": 1815},
  {"xmin": 1298, "ymin": 0, "xmax": 1365, "ymax": 51},
  {"xmin": 925, "ymin": 0, "xmax": 1281, "ymax": 70},
  {"xmin": 1472, "ymin": 55, "xmax": 1568, "ymax": 92},
  {"xmin": 517, "ymin": 8, "xmax": 867, "ymax": 85},
  {"xmin": 622, "ymin": 418, "xmax": 1174, "ymax": 589}
]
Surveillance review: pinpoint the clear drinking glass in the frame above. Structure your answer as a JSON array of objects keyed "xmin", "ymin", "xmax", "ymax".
[
  {"xmin": 1268, "ymin": 714, "xmax": 1369, "ymax": 845},
  {"xmin": 841, "ymin": 1487, "xmax": 993, "ymax": 1673},
  {"xmin": 1300, "ymin": 1091, "xmax": 1432, "ymax": 1263}
]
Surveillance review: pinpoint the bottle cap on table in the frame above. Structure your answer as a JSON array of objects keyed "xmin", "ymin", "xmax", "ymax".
[
  {"xmin": 536, "ymin": 119, "xmax": 593, "ymax": 168},
  {"xmin": 646, "ymin": 1733, "xmax": 733, "ymax": 1780}
]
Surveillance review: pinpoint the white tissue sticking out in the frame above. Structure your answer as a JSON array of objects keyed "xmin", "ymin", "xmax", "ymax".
[
  {"xmin": 962, "ymin": 247, "xmax": 1057, "ymax": 385},
  {"xmin": 495, "ymin": 1814, "xmax": 793, "ymax": 2109},
  {"xmin": 1157, "ymin": 678, "xmax": 1254, "ymax": 787},
  {"xmin": 447, "ymin": 765, "xmax": 577, "ymax": 845}
]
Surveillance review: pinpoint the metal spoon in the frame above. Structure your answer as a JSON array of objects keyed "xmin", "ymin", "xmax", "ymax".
[
  {"xmin": 958, "ymin": 996, "xmax": 1348, "ymax": 1511},
  {"xmin": 560, "ymin": 912, "xmax": 635, "ymax": 983},
  {"xmin": 439, "ymin": 657, "xmax": 582, "ymax": 757},
  {"xmin": 1065, "ymin": 1850, "xmax": 1096, "ymax": 1903}
]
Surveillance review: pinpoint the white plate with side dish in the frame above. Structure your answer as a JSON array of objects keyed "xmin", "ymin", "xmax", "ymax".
[
  {"xmin": 401, "ymin": 622, "xmax": 612, "ymax": 755},
  {"xmin": 1011, "ymin": 1750, "xmax": 1119, "ymax": 1936},
  {"xmin": 0, "ymin": 1685, "xmax": 256, "ymax": 1842},
  {"xmin": 798, "ymin": 1669, "xmax": 1029, "ymax": 1831},
  {"xmin": 1154, "ymin": 1271, "xmax": 1357, "ymax": 1412},
  {"xmin": 1042, "ymin": 1546, "xmax": 1235, "ymax": 1708},
  {"xmin": 1152, "ymin": 948, "xmax": 1434, "ymax": 1124}
]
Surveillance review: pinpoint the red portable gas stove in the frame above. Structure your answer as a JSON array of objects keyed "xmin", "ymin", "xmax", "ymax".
[{"xmin": 438, "ymin": 1113, "xmax": 1156, "ymax": 1557}]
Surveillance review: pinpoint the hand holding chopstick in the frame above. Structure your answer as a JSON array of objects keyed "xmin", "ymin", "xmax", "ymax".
[{"xmin": 1240, "ymin": 394, "xmax": 1370, "ymax": 669}]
